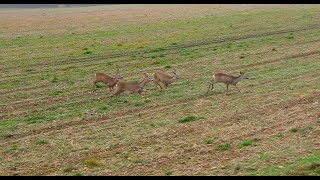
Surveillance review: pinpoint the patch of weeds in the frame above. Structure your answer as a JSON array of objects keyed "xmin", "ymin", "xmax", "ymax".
[
  {"xmin": 203, "ymin": 139, "xmax": 214, "ymax": 145},
  {"xmin": 0, "ymin": 132, "xmax": 14, "ymax": 138},
  {"xmin": 133, "ymin": 159, "xmax": 145, "ymax": 164},
  {"xmin": 73, "ymin": 172, "xmax": 84, "ymax": 176},
  {"xmin": 98, "ymin": 105, "xmax": 108, "ymax": 111},
  {"xmin": 49, "ymin": 90, "xmax": 64, "ymax": 96},
  {"xmin": 152, "ymin": 59, "xmax": 167, "ymax": 65},
  {"xmin": 178, "ymin": 115, "xmax": 196, "ymax": 123},
  {"xmin": 39, "ymin": 36, "xmax": 43, "ymax": 39},
  {"xmin": 239, "ymin": 56, "xmax": 245, "ymax": 59},
  {"xmin": 35, "ymin": 140, "xmax": 49, "ymax": 145},
  {"xmin": 239, "ymin": 140, "xmax": 253, "ymax": 148},
  {"xmin": 290, "ymin": 127, "xmax": 298, "ymax": 133},
  {"xmin": 216, "ymin": 143, "xmax": 232, "ymax": 152},
  {"xmin": 151, "ymin": 47, "xmax": 165, "ymax": 53},
  {"xmin": 235, "ymin": 164, "xmax": 241, "ymax": 171},
  {"xmin": 151, "ymin": 55, "xmax": 156, "ymax": 59},
  {"xmin": 95, "ymin": 83, "xmax": 106, "ymax": 89},
  {"xmin": 84, "ymin": 50, "xmax": 92, "ymax": 55},
  {"xmin": 117, "ymin": 43, "xmax": 122, "ymax": 47},
  {"xmin": 165, "ymin": 169, "xmax": 174, "ymax": 176},
  {"xmin": 82, "ymin": 158, "xmax": 100, "ymax": 168},
  {"xmin": 20, "ymin": 116, "xmax": 51, "ymax": 124},
  {"xmin": 122, "ymin": 152, "xmax": 130, "ymax": 159},
  {"xmin": 286, "ymin": 33, "xmax": 294, "ymax": 39},
  {"xmin": 5, "ymin": 144, "xmax": 18, "ymax": 154},
  {"xmin": 134, "ymin": 102, "xmax": 144, "ymax": 107},
  {"xmin": 82, "ymin": 47, "xmax": 88, "ymax": 51},
  {"xmin": 247, "ymin": 168, "xmax": 257, "ymax": 173},
  {"xmin": 226, "ymin": 43, "xmax": 233, "ymax": 49},
  {"xmin": 109, "ymin": 98, "xmax": 126, "ymax": 105},
  {"xmin": 274, "ymin": 133, "xmax": 285, "ymax": 139},
  {"xmin": 25, "ymin": 69, "xmax": 36, "ymax": 72},
  {"xmin": 51, "ymin": 76, "xmax": 58, "ymax": 83},
  {"xmin": 164, "ymin": 65, "xmax": 171, "ymax": 69},
  {"xmin": 170, "ymin": 42, "xmax": 177, "ymax": 46},
  {"xmin": 106, "ymin": 62, "xmax": 112, "ymax": 66}
]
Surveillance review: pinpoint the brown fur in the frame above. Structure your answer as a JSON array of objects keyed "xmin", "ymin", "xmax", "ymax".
[
  {"xmin": 207, "ymin": 71, "xmax": 246, "ymax": 95},
  {"xmin": 94, "ymin": 71, "xmax": 123, "ymax": 92},
  {"xmin": 112, "ymin": 73, "xmax": 153, "ymax": 98},
  {"xmin": 154, "ymin": 69, "xmax": 180, "ymax": 91}
]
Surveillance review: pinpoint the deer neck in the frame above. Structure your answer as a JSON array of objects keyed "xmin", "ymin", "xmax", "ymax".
[
  {"xmin": 138, "ymin": 78, "xmax": 149, "ymax": 88},
  {"xmin": 233, "ymin": 74, "xmax": 244, "ymax": 84}
]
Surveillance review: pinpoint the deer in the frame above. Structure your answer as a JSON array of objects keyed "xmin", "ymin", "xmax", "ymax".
[
  {"xmin": 154, "ymin": 69, "xmax": 180, "ymax": 91},
  {"xmin": 94, "ymin": 70, "xmax": 123, "ymax": 93},
  {"xmin": 111, "ymin": 73, "xmax": 154, "ymax": 98},
  {"xmin": 207, "ymin": 71, "xmax": 248, "ymax": 95}
]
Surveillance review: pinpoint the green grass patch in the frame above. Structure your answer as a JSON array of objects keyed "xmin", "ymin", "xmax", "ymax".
[
  {"xmin": 51, "ymin": 76, "xmax": 58, "ymax": 83},
  {"xmin": 203, "ymin": 139, "xmax": 214, "ymax": 145},
  {"xmin": 73, "ymin": 172, "xmax": 84, "ymax": 176},
  {"xmin": 49, "ymin": 90, "xmax": 64, "ymax": 96},
  {"xmin": 83, "ymin": 50, "xmax": 92, "ymax": 55},
  {"xmin": 178, "ymin": 115, "xmax": 196, "ymax": 123},
  {"xmin": 165, "ymin": 169, "xmax": 174, "ymax": 176},
  {"xmin": 35, "ymin": 140, "xmax": 49, "ymax": 145},
  {"xmin": 239, "ymin": 140, "xmax": 253, "ymax": 148},
  {"xmin": 216, "ymin": 143, "xmax": 232, "ymax": 152},
  {"xmin": 250, "ymin": 153, "xmax": 320, "ymax": 175},
  {"xmin": 95, "ymin": 83, "xmax": 107, "ymax": 89},
  {"xmin": 133, "ymin": 159, "xmax": 145, "ymax": 164},
  {"xmin": 5, "ymin": 144, "xmax": 18, "ymax": 154},
  {"xmin": 290, "ymin": 127, "xmax": 298, "ymax": 133}
]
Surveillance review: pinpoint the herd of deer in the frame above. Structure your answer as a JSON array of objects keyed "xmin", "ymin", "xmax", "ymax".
[{"xmin": 94, "ymin": 69, "xmax": 248, "ymax": 98}]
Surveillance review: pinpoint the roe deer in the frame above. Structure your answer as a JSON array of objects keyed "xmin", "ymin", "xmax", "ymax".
[
  {"xmin": 154, "ymin": 69, "xmax": 180, "ymax": 91},
  {"xmin": 94, "ymin": 70, "xmax": 123, "ymax": 92},
  {"xmin": 111, "ymin": 73, "xmax": 153, "ymax": 98},
  {"xmin": 207, "ymin": 71, "xmax": 248, "ymax": 95}
]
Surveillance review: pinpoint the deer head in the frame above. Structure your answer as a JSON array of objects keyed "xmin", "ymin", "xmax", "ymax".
[
  {"xmin": 114, "ymin": 69, "xmax": 124, "ymax": 81},
  {"xmin": 172, "ymin": 68, "xmax": 180, "ymax": 79}
]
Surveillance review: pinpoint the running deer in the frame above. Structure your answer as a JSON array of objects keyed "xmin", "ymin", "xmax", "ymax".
[
  {"xmin": 207, "ymin": 71, "xmax": 248, "ymax": 95},
  {"xmin": 94, "ymin": 70, "xmax": 123, "ymax": 92},
  {"xmin": 111, "ymin": 73, "xmax": 153, "ymax": 98},
  {"xmin": 154, "ymin": 69, "xmax": 180, "ymax": 91}
]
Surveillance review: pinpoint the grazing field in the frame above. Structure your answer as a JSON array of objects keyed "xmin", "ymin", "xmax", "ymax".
[{"xmin": 0, "ymin": 4, "xmax": 319, "ymax": 176}]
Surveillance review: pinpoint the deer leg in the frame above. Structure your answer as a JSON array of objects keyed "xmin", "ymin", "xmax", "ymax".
[
  {"xmin": 111, "ymin": 90, "xmax": 122, "ymax": 99},
  {"xmin": 234, "ymin": 84, "xmax": 241, "ymax": 93},
  {"xmin": 154, "ymin": 81, "xmax": 163, "ymax": 91},
  {"xmin": 138, "ymin": 89, "xmax": 145, "ymax": 98},
  {"xmin": 108, "ymin": 86, "xmax": 113, "ymax": 93},
  {"xmin": 225, "ymin": 84, "xmax": 229, "ymax": 96},
  {"xmin": 164, "ymin": 83, "xmax": 169, "ymax": 92},
  {"xmin": 207, "ymin": 84, "xmax": 212, "ymax": 94},
  {"xmin": 207, "ymin": 81, "xmax": 216, "ymax": 94}
]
